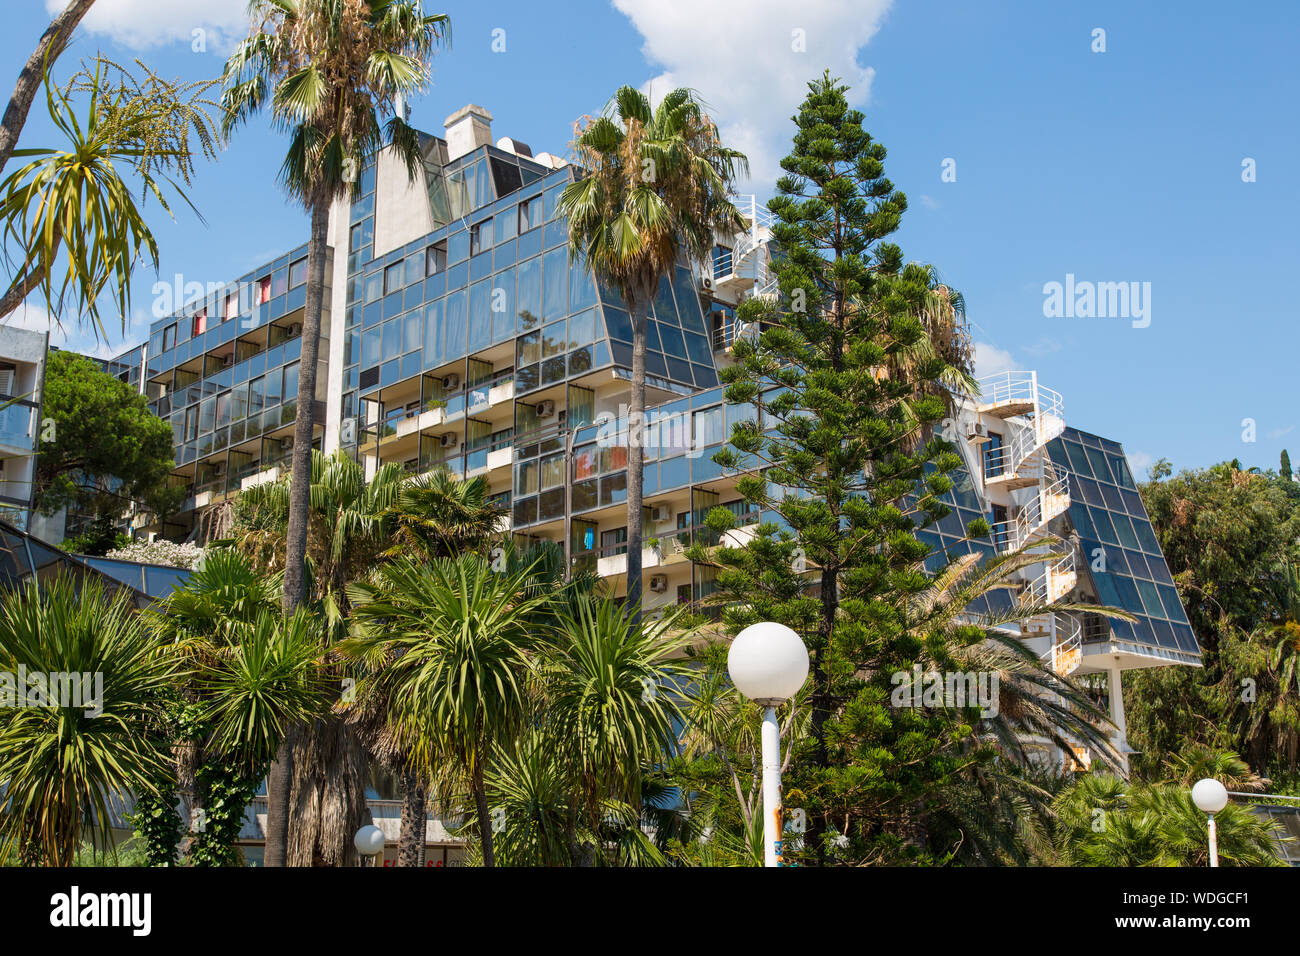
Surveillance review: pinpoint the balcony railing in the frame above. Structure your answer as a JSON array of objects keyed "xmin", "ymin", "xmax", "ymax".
[{"xmin": 0, "ymin": 396, "xmax": 37, "ymax": 451}]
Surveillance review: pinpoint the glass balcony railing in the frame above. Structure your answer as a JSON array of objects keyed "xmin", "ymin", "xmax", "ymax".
[{"xmin": 0, "ymin": 398, "xmax": 36, "ymax": 451}]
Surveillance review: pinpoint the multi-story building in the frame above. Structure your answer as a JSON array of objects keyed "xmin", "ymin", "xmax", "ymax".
[
  {"xmin": 95, "ymin": 102, "xmax": 1199, "ymax": 770},
  {"xmin": 0, "ymin": 325, "xmax": 48, "ymax": 533}
]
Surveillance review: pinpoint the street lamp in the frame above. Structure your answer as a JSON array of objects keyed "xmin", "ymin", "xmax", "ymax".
[
  {"xmin": 353, "ymin": 824, "xmax": 385, "ymax": 867},
  {"xmin": 727, "ymin": 621, "xmax": 810, "ymax": 868},
  {"xmin": 1192, "ymin": 778, "xmax": 1229, "ymax": 867}
]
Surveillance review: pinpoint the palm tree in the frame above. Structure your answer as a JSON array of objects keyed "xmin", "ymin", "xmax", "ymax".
[
  {"xmin": 220, "ymin": 0, "xmax": 449, "ymax": 617},
  {"xmin": 1051, "ymin": 772, "xmax": 1285, "ymax": 867},
  {"xmin": 0, "ymin": 56, "xmax": 218, "ymax": 331},
  {"xmin": 147, "ymin": 548, "xmax": 284, "ymax": 856},
  {"xmin": 0, "ymin": 575, "xmax": 182, "ymax": 866},
  {"xmin": 383, "ymin": 469, "xmax": 504, "ymax": 559},
  {"xmin": 537, "ymin": 598, "xmax": 694, "ymax": 862},
  {"xmin": 220, "ymin": 3, "xmax": 449, "ymax": 868},
  {"xmin": 0, "ymin": 0, "xmax": 98, "ymax": 174},
  {"xmin": 558, "ymin": 86, "xmax": 746, "ymax": 617},
  {"xmin": 344, "ymin": 551, "xmax": 552, "ymax": 866},
  {"xmin": 360, "ymin": 467, "xmax": 505, "ymax": 865},
  {"xmin": 233, "ymin": 449, "xmax": 404, "ymax": 866}
]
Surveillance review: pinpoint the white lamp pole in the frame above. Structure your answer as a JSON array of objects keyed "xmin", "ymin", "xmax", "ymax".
[
  {"xmin": 727, "ymin": 622, "xmax": 810, "ymax": 868},
  {"xmin": 353, "ymin": 824, "xmax": 385, "ymax": 867},
  {"xmin": 1192, "ymin": 778, "xmax": 1229, "ymax": 867}
]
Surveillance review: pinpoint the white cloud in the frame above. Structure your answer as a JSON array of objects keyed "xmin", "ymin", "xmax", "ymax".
[
  {"xmin": 1126, "ymin": 450, "xmax": 1154, "ymax": 479},
  {"xmin": 917, "ymin": 194, "xmax": 940, "ymax": 210},
  {"xmin": 612, "ymin": 0, "xmax": 893, "ymax": 191},
  {"xmin": 1268, "ymin": 424, "xmax": 1295, "ymax": 440},
  {"xmin": 972, "ymin": 340, "xmax": 1016, "ymax": 379},
  {"xmin": 46, "ymin": 0, "xmax": 250, "ymax": 52}
]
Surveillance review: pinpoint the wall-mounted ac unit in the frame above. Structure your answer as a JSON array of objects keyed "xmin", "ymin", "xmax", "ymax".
[
  {"xmin": 287, "ymin": 323, "xmax": 303, "ymax": 337},
  {"xmin": 211, "ymin": 461, "xmax": 226, "ymax": 476},
  {"xmin": 221, "ymin": 354, "xmax": 234, "ymax": 368},
  {"xmin": 650, "ymin": 505, "xmax": 671, "ymax": 523},
  {"xmin": 699, "ymin": 275, "xmax": 714, "ymax": 292},
  {"xmin": 442, "ymin": 373, "xmax": 460, "ymax": 391},
  {"xmin": 536, "ymin": 399, "xmax": 556, "ymax": 418},
  {"xmin": 967, "ymin": 422, "xmax": 989, "ymax": 443},
  {"xmin": 440, "ymin": 432, "xmax": 458, "ymax": 448},
  {"xmin": 648, "ymin": 574, "xmax": 669, "ymax": 593}
]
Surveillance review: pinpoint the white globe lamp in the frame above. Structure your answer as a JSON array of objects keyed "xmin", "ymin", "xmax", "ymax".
[
  {"xmin": 354, "ymin": 824, "xmax": 385, "ymax": 865},
  {"xmin": 1191, "ymin": 778, "xmax": 1229, "ymax": 867},
  {"xmin": 727, "ymin": 622, "xmax": 809, "ymax": 868},
  {"xmin": 727, "ymin": 621, "xmax": 810, "ymax": 704}
]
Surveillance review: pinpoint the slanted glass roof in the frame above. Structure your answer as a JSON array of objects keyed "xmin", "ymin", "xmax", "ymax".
[
  {"xmin": 0, "ymin": 521, "xmax": 190, "ymax": 607},
  {"xmin": 1047, "ymin": 426, "xmax": 1200, "ymax": 659}
]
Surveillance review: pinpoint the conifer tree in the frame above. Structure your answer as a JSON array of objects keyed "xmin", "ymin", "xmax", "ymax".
[{"xmin": 703, "ymin": 72, "xmax": 985, "ymax": 863}]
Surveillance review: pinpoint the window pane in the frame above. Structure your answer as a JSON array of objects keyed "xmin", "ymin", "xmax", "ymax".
[{"xmin": 542, "ymin": 247, "xmax": 567, "ymax": 320}]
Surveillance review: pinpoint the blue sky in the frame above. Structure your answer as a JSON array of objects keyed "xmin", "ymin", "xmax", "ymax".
[{"xmin": 4, "ymin": 0, "xmax": 1297, "ymax": 477}]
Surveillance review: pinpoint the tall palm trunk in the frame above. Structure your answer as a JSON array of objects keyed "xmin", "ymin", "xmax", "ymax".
[
  {"xmin": 472, "ymin": 756, "xmax": 495, "ymax": 867},
  {"xmin": 625, "ymin": 295, "xmax": 648, "ymax": 621},
  {"xmin": 397, "ymin": 763, "xmax": 426, "ymax": 867},
  {"xmin": 289, "ymin": 715, "xmax": 369, "ymax": 866},
  {"xmin": 283, "ymin": 188, "xmax": 329, "ymax": 612},
  {"xmin": 263, "ymin": 727, "xmax": 295, "ymax": 867},
  {"xmin": 265, "ymin": 187, "xmax": 329, "ymax": 866}
]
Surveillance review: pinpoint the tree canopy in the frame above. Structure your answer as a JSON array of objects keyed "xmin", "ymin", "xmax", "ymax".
[{"xmin": 35, "ymin": 349, "xmax": 181, "ymax": 527}]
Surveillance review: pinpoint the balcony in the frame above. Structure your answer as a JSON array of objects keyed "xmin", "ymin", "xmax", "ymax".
[{"xmin": 0, "ymin": 397, "xmax": 37, "ymax": 453}]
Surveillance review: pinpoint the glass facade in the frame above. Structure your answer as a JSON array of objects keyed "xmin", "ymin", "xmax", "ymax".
[
  {"xmin": 108, "ymin": 242, "xmax": 322, "ymax": 504},
  {"xmin": 340, "ymin": 140, "xmax": 722, "ymax": 539},
  {"xmin": 1047, "ymin": 426, "xmax": 1199, "ymax": 658}
]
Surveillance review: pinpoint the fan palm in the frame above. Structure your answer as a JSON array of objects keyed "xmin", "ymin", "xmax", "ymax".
[
  {"xmin": 0, "ymin": 575, "xmax": 182, "ymax": 866},
  {"xmin": 343, "ymin": 550, "xmax": 552, "ymax": 866},
  {"xmin": 233, "ymin": 448, "xmax": 404, "ymax": 866},
  {"xmin": 1051, "ymin": 772, "xmax": 1285, "ymax": 867},
  {"xmin": 383, "ymin": 468, "xmax": 503, "ymax": 559},
  {"xmin": 905, "ymin": 546, "xmax": 1132, "ymax": 772},
  {"xmin": 220, "ymin": 0, "xmax": 449, "ymax": 625},
  {"xmin": 559, "ymin": 85, "xmax": 746, "ymax": 617}
]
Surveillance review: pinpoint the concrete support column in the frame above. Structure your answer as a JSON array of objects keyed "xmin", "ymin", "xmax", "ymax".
[{"xmin": 1108, "ymin": 660, "xmax": 1130, "ymax": 777}]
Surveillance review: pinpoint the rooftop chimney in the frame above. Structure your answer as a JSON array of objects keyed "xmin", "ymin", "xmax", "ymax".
[{"xmin": 443, "ymin": 104, "xmax": 493, "ymax": 161}]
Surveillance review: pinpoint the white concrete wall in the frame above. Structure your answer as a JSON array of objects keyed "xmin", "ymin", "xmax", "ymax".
[{"xmin": 372, "ymin": 147, "xmax": 434, "ymax": 260}]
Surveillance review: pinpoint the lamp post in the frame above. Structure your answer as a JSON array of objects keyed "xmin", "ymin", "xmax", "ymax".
[
  {"xmin": 1192, "ymin": 778, "xmax": 1229, "ymax": 867},
  {"xmin": 353, "ymin": 824, "xmax": 385, "ymax": 867},
  {"xmin": 727, "ymin": 621, "xmax": 810, "ymax": 867}
]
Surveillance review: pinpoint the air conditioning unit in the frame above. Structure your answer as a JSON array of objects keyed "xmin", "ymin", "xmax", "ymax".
[
  {"xmin": 439, "ymin": 432, "xmax": 458, "ymax": 448},
  {"xmin": 211, "ymin": 461, "xmax": 226, "ymax": 476},
  {"xmin": 967, "ymin": 421, "xmax": 989, "ymax": 443},
  {"xmin": 648, "ymin": 574, "xmax": 669, "ymax": 593},
  {"xmin": 288, "ymin": 323, "xmax": 303, "ymax": 337},
  {"xmin": 442, "ymin": 373, "xmax": 460, "ymax": 391},
  {"xmin": 650, "ymin": 505, "xmax": 671, "ymax": 523},
  {"xmin": 699, "ymin": 275, "xmax": 714, "ymax": 292},
  {"xmin": 536, "ymin": 399, "xmax": 556, "ymax": 418},
  {"xmin": 221, "ymin": 353, "xmax": 234, "ymax": 368}
]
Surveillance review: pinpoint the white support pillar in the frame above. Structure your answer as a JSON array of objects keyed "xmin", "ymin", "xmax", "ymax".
[{"xmin": 1108, "ymin": 660, "xmax": 1130, "ymax": 777}]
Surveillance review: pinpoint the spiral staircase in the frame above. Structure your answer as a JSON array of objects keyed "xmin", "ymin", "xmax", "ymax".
[
  {"xmin": 712, "ymin": 195, "xmax": 778, "ymax": 299},
  {"xmin": 977, "ymin": 371, "xmax": 1081, "ymax": 676}
]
